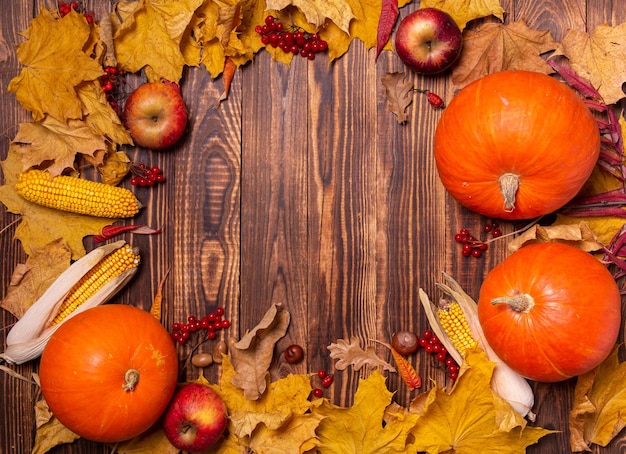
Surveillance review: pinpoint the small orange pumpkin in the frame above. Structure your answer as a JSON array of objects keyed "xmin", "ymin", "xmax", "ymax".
[
  {"xmin": 39, "ymin": 305, "xmax": 178, "ymax": 442},
  {"xmin": 434, "ymin": 70, "xmax": 600, "ymax": 220},
  {"xmin": 477, "ymin": 242, "xmax": 620, "ymax": 382}
]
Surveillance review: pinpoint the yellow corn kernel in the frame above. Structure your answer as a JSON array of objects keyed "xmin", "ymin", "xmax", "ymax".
[
  {"xmin": 50, "ymin": 244, "xmax": 140, "ymax": 325},
  {"xmin": 437, "ymin": 301, "xmax": 477, "ymax": 356},
  {"xmin": 15, "ymin": 169, "xmax": 141, "ymax": 218}
]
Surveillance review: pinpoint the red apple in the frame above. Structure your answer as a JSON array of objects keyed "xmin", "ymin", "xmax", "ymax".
[
  {"xmin": 123, "ymin": 80, "xmax": 188, "ymax": 150},
  {"xmin": 395, "ymin": 8, "xmax": 462, "ymax": 74},
  {"xmin": 162, "ymin": 383, "xmax": 228, "ymax": 452}
]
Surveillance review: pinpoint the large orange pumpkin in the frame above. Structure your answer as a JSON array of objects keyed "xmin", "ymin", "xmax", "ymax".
[
  {"xmin": 477, "ymin": 242, "xmax": 620, "ymax": 382},
  {"xmin": 39, "ymin": 305, "xmax": 178, "ymax": 442},
  {"xmin": 434, "ymin": 70, "xmax": 600, "ymax": 220}
]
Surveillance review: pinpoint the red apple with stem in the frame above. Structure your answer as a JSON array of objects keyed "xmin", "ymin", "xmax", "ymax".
[
  {"xmin": 394, "ymin": 8, "xmax": 463, "ymax": 74},
  {"xmin": 162, "ymin": 383, "xmax": 228, "ymax": 452},
  {"xmin": 123, "ymin": 80, "xmax": 188, "ymax": 150}
]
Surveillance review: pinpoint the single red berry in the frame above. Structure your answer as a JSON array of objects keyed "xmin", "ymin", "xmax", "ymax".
[
  {"xmin": 471, "ymin": 248, "xmax": 482, "ymax": 258},
  {"xmin": 216, "ymin": 307, "xmax": 225, "ymax": 316},
  {"xmin": 492, "ymin": 228, "xmax": 503, "ymax": 238},
  {"xmin": 426, "ymin": 91, "xmax": 445, "ymax": 108},
  {"xmin": 312, "ymin": 388, "xmax": 323, "ymax": 398},
  {"xmin": 221, "ymin": 319, "xmax": 231, "ymax": 329},
  {"xmin": 317, "ymin": 369, "xmax": 326, "ymax": 379},
  {"xmin": 207, "ymin": 330, "xmax": 217, "ymax": 340}
]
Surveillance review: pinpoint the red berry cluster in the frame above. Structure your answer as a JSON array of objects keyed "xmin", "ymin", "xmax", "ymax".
[
  {"xmin": 255, "ymin": 16, "xmax": 328, "ymax": 61},
  {"xmin": 129, "ymin": 163, "xmax": 165, "ymax": 187},
  {"xmin": 420, "ymin": 329, "xmax": 460, "ymax": 380},
  {"xmin": 311, "ymin": 369, "xmax": 334, "ymax": 398},
  {"xmin": 99, "ymin": 66, "xmax": 125, "ymax": 117},
  {"xmin": 454, "ymin": 222, "xmax": 502, "ymax": 258},
  {"xmin": 58, "ymin": 1, "xmax": 94, "ymax": 24},
  {"xmin": 171, "ymin": 307, "xmax": 231, "ymax": 345}
]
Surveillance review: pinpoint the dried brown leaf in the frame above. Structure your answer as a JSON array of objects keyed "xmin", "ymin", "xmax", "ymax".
[
  {"xmin": 328, "ymin": 337, "xmax": 395, "ymax": 372},
  {"xmin": 230, "ymin": 303, "xmax": 291, "ymax": 400},
  {"xmin": 508, "ymin": 222, "xmax": 603, "ymax": 253},
  {"xmin": 452, "ymin": 20, "xmax": 558, "ymax": 91},
  {"xmin": 381, "ymin": 72, "xmax": 413, "ymax": 124},
  {"xmin": 32, "ymin": 399, "xmax": 80, "ymax": 454}
]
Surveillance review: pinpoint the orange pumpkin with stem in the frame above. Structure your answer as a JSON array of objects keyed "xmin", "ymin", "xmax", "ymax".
[
  {"xmin": 39, "ymin": 305, "xmax": 178, "ymax": 442},
  {"xmin": 434, "ymin": 70, "xmax": 600, "ymax": 220},
  {"xmin": 477, "ymin": 242, "xmax": 620, "ymax": 382}
]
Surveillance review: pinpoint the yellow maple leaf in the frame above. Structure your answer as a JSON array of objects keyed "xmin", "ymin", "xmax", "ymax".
[
  {"xmin": 12, "ymin": 115, "xmax": 107, "ymax": 178},
  {"xmin": 210, "ymin": 356, "xmax": 314, "ymax": 439},
  {"xmin": 0, "ymin": 238, "xmax": 71, "ymax": 319},
  {"xmin": 451, "ymin": 20, "xmax": 558, "ymax": 90},
  {"xmin": 249, "ymin": 412, "xmax": 324, "ymax": 453},
  {"xmin": 112, "ymin": 0, "xmax": 204, "ymax": 83},
  {"xmin": 421, "ymin": 0, "xmax": 504, "ymax": 30},
  {"xmin": 552, "ymin": 22, "xmax": 626, "ymax": 105},
  {"xmin": 31, "ymin": 398, "xmax": 80, "ymax": 454},
  {"xmin": 311, "ymin": 370, "xmax": 419, "ymax": 453},
  {"xmin": 570, "ymin": 347, "xmax": 626, "ymax": 451},
  {"xmin": 409, "ymin": 350, "xmax": 555, "ymax": 453},
  {"xmin": 0, "ymin": 145, "xmax": 114, "ymax": 259},
  {"xmin": 7, "ymin": 8, "xmax": 104, "ymax": 122},
  {"xmin": 266, "ymin": 0, "xmax": 355, "ymax": 34}
]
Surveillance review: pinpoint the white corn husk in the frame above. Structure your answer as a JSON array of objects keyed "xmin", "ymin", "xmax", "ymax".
[
  {"xmin": 1, "ymin": 240, "xmax": 139, "ymax": 365},
  {"xmin": 419, "ymin": 272, "xmax": 536, "ymax": 422}
]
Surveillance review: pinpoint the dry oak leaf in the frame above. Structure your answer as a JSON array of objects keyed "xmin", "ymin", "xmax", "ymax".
[
  {"xmin": 111, "ymin": 0, "xmax": 204, "ymax": 84},
  {"xmin": 552, "ymin": 22, "xmax": 626, "ymax": 105},
  {"xmin": 229, "ymin": 303, "xmax": 291, "ymax": 400},
  {"xmin": 508, "ymin": 222, "xmax": 603, "ymax": 253},
  {"xmin": 311, "ymin": 370, "xmax": 419, "ymax": 453},
  {"xmin": 266, "ymin": 0, "xmax": 355, "ymax": 34},
  {"xmin": 452, "ymin": 20, "xmax": 558, "ymax": 91},
  {"xmin": 12, "ymin": 115, "xmax": 107, "ymax": 178},
  {"xmin": 209, "ymin": 356, "xmax": 314, "ymax": 440},
  {"xmin": 408, "ymin": 349, "xmax": 555, "ymax": 453},
  {"xmin": 328, "ymin": 336, "xmax": 396, "ymax": 372},
  {"xmin": 381, "ymin": 72, "xmax": 414, "ymax": 124},
  {"xmin": 7, "ymin": 8, "xmax": 104, "ymax": 122},
  {"xmin": 0, "ymin": 146, "xmax": 113, "ymax": 259},
  {"xmin": 420, "ymin": 0, "xmax": 505, "ymax": 30},
  {"xmin": 570, "ymin": 347, "xmax": 626, "ymax": 451},
  {"xmin": 31, "ymin": 398, "xmax": 80, "ymax": 454},
  {"xmin": 0, "ymin": 239, "xmax": 71, "ymax": 319}
]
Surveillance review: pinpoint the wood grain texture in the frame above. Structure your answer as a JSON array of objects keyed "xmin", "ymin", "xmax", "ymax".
[{"xmin": 2, "ymin": 0, "xmax": 626, "ymax": 453}]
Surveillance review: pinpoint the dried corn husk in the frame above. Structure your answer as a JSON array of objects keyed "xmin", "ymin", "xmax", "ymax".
[
  {"xmin": 419, "ymin": 272, "xmax": 536, "ymax": 422},
  {"xmin": 1, "ymin": 240, "xmax": 139, "ymax": 365}
]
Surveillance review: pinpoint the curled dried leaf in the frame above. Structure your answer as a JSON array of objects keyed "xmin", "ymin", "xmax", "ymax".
[{"xmin": 328, "ymin": 337, "xmax": 395, "ymax": 372}]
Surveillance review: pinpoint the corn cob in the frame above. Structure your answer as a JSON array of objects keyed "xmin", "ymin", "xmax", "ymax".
[
  {"xmin": 50, "ymin": 244, "xmax": 140, "ymax": 325},
  {"xmin": 437, "ymin": 300, "xmax": 477, "ymax": 356},
  {"xmin": 15, "ymin": 169, "xmax": 141, "ymax": 218},
  {"xmin": 1, "ymin": 241, "xmax": 140, "ymax": 365}
]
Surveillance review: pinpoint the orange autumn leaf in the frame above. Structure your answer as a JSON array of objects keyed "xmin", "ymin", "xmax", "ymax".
[
  {"xmin": 390, "ymin": 346, "xmax": 421, "ymax": 390},
  {"xmin": 7, "ymin": 8, "xmax": 104, "ymax": 123},
  {"xmin": 150, "ymin": 267, "xmax": 170, "ymax": 322},
  {"xmin": 219, "ymin": 57, "xmax": 237, "ymax": 103}
]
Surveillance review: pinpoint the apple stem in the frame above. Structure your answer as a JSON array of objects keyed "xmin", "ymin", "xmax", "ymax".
[{"xmin": 123, "ymin": 368, "xmax": 140, "ymax": 392}]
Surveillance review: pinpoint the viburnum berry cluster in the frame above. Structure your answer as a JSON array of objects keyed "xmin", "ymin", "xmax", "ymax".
[
  {"xmin": 171, "ymin": 307, "xmax": 231, "ymax": 345},
  {"xmin": 311, "ymin": 369, "xmax": 334, "ymax": 399},
  {"xmin": 420, "ymin": 329, "xmax": 460, "ymax": 380},
  {"xmin": 255, "ymin": 15, "xmax": 328, "ymax": 60},
  {"xmin": 129, "ymin": 163, "xmax": 165, "ymax": 187},
  {"xmin": 454, "ymin": 221, "xmax": 503, "ymax": 258},
  {"xmin": 99, "ymin": 66, "xmax": 126, "ymax": 117},
  {"xmin": 57, "ymin": 1, "xmax": 94, "ymax": 24}
]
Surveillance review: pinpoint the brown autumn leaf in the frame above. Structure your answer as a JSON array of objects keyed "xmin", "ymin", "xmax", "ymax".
[
  {"xmin": 12, "ymin": 116, "xmax": 107, "ymax": 178},
  {"xmin": 97, "ymin": 150, "xmax": 132, "ymax": 186},
  {"xmin": 570, "ymin": 347, "xmax": 626, "ymax": 451},
  {"xmin": 420, "ymin": 0, "xmax": 505, "ymax": 30},
  {"xmin": 31, "ymin": 398, "xmax": 80, "ymax": 454},
  {"xmin": 508, "ymin": 222, "xmax": 604, "ymax": 253},
  {"xmin": 552, "ymin": 22, "xmax": 626, "ymax": 105},
  {"xmin": 0, "ymin": 239, "xmax": 72, "ymax": 319},
  {"xmin": 229, "ymin": 303, "xmax": 291, "ymax": 400},
  {"xmin": 111, "ymin": 0, "xmax": 204, "ymax": 84},
  {"xmin": 328, "ymin": 336, "xmax": 396, "ymax": 372},
  {"xmin": 452, "ymin": 20, "xmax": 558, "ymax": 90},
  {"xmin": 0, "ymin": 145, "xmax": 114, "ymax": 259},
  {"xmin": 7, "ymin": 8, "xmax": 104, "ymax": 123},
  {"xmin": 381, "ymin": 72, "xmax": 414, "ymax": 124},
  {"xmin": 114, "ymin": 428, "xmax": 179, "ymax": 454},
  {"xmin": 266, "ymin": 0, "xmax": 355, "ymax": 34}
]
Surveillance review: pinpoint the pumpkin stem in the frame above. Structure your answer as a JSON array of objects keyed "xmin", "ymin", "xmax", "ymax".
[
  {"xmin": 491, "ymin": 293, "xmax": 535, "ymax": 313},
  {"xmin": 123, "ymin": 368, "xmax": 140, "ymax": 392},
  {"xmin": 498, "ymin": 173, "xmax": 520, "ymax": 212}
]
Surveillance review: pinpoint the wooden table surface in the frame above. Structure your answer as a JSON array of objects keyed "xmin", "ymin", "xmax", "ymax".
[{"xmin": 2, "ymin": 1, "xmax": 626, "ymax": 453}]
